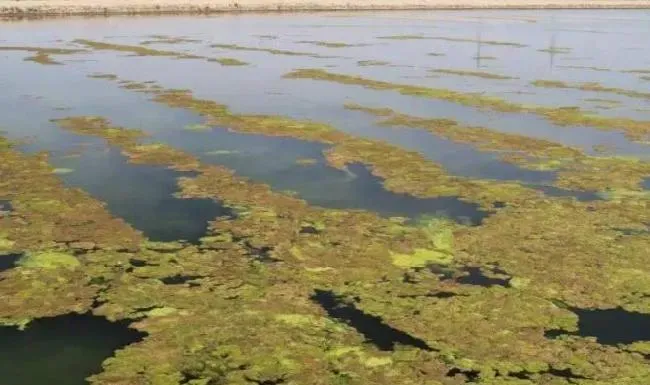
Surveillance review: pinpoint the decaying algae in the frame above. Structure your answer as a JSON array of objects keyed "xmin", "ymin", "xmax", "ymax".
[
  {"xmin": 284, "ymin": 68, "xmax": 650, "ymax": 143},
  {"xmin": 0, "ymin": 46, "xmax": 86, "ymax": 65},
  {"xmin": 74, "ymin": 39, "xmax": 249, "ymax": 66}
]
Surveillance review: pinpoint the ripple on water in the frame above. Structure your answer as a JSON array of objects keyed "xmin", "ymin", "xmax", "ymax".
[{"xmin": 0, "ymin": 313, "xmax": 145, "ymax": 385}]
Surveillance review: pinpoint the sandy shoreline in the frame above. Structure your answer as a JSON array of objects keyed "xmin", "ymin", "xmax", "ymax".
[{"xmin": 2, "ymin": 0, "xmax": 650, "ymax": 18}]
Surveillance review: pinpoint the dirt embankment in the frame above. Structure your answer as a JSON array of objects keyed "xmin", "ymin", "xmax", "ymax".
[{"xmin": 2, "ymin": 0, "xmax": 650, "ymax": 17}]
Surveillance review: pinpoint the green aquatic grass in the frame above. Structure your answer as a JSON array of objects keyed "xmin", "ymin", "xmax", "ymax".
[{"xmin": 286, "ymin": 68, "xmax": 650, "ymax": 142}]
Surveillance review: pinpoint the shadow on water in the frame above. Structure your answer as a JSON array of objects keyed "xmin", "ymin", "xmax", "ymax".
[
  {"xmin": 0, "ymin": 253, "xmax": 22, "ymax": 273},
  {"xmin": 0, "ymin": 313, "xmax": 145, "ymax": 385},
  {"xmin": 310, "ymin": 289, "xmax": 434, "ymax": 351},
  {"xmin": 545, "ymin": 306, "xmax": 650, "ymax": 345},
  {"xmin": 56, "ymin": 148, "xmax": 232, "ymax": 243}
]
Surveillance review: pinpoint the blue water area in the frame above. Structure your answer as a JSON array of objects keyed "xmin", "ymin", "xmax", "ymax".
[{"xmin": 0, "ymin": 253, "xmax": 21, "ymax": 273}]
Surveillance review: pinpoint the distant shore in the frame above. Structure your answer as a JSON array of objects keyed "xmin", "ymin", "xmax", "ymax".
[{"xmin": 2, "ymin": 0, "xmax": 650, "ymax": 18}]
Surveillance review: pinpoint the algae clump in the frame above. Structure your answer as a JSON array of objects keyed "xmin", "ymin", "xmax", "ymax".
[{"xmin": 17, "ymin": 251, "xmax": 80, "ymax": 270}]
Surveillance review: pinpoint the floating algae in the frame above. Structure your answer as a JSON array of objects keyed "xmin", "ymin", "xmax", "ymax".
[
  {"xmin": 378, "ymin": 35, "xmax": 527, "ymax": 47},
  {"xmin": 0, "ymin": 46, "xmax": 85, "ymax": 65},
  {"xmin": 285, "ymin": 68, "xmax": 650, "ymax": 143},
  {"xmin": 532, "ymin": 79, "xmax": 650, "ymax": 100},
  {"xmin": 297, "ymin": 40, "xmax": 368, "ymax": 48},
  {"xmin": 430, "ymin": 68, "xmax": 517, "ymax": 80},
  {"xmin": 210, "ymin": 43, "xmax": 335, "ymax": 58},
  {"xmin": 3, "ymin": 99, "xmax": 650, "ymax": 385},
  {"xmin": 73, "ymin": 39, "xmax": 248, "ymax": 66},
  {"xmin": 344, "ymin": 103, "xmax": 650, "ymax": 193}
]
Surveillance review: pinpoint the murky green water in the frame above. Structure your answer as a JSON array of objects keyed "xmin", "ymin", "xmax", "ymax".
[{"xmin": 1, "ymin": 9, "xmax": 650, "ymax": 385}]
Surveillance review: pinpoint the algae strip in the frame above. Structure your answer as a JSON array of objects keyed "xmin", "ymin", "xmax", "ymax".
[
  {"xmin": 73, "ymin": 39, "xmax": 248, "ymax": 66},
  {"xmin": 532, "ymin": 79, "xmax": 650, "ymax": 100},
  {"xmin": 344, "ymin": 103, "xmax": 650, "ymax": 192},
  {"xmin": 283, "ymin": 68, "xmax": 650, "ymax": 143},
  {"xmin": 0, "ymin": 46, "xmax": 86, "ymax": 65},
  {"xmin": 88, "ymin": 74, "xmax": 546, "ymax": 208},
  {"xmin": 210, "ymin": 43, "xmax": 336, "ymax": 58}
]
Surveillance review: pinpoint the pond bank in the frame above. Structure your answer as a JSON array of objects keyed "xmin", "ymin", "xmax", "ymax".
[{"xmin": 2, "ymin": 0, "xmax": 650, "ymax": 18}]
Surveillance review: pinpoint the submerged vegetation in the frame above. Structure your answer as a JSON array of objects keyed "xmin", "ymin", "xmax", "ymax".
[{"xmin": 284, "ymin": 68, "xmax": 650, "ymax": 142}]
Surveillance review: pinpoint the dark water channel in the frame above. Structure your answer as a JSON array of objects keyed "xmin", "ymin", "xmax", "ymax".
[
  {"xmin": 0, "ymin": 313, "xmax": 144, "ymax": 385},
  {"xmin": 546, "ymin": 307, "xmax": 650, "ymax": 346},
  {"xmin": 56, "ymin": 148, "xmax": 231, "ymax": 243}
]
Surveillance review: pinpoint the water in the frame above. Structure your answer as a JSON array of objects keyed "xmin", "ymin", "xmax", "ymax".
[
  {"xmin": 0, "ymin": 314, "xmax": 145, "ymax": 385},
  {"xmin": 0, "ymin": 253, "xmax": 21, "ymax": 272},
  {"xmin": 546, "ymin": 307, "xmax": 650, "ymax": 345},
  {"xmin": 311, "ymin": 289, "xmax": 434, "ymax": 351}
]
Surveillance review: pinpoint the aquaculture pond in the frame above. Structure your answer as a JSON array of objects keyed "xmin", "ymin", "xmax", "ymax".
[{"xmin": 1, "ymin": 9, "xmax": 650, "ymax": 385}]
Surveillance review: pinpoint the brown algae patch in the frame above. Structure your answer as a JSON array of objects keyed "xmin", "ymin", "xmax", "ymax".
[
  {"xmin": 73, "ymin": 39, "xmax": 248, "ymax": 66},
  {"xmin": 210, "ymin": 43, "xmax": 335, "ymax": 58},
  {"xmin": 0, "ymin": 46, "xmax": 85, "ymax": 65},
  {"xmin": 430, "ymin": 68, "xmax": 516, "ymax": 80},
  {"xmin": 532, "ymin": 79, "xmax": 650, "ymax": 100},
  {"xmin": 284, "ymin": 69, "xmax": 650, "ymax": 143}
]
